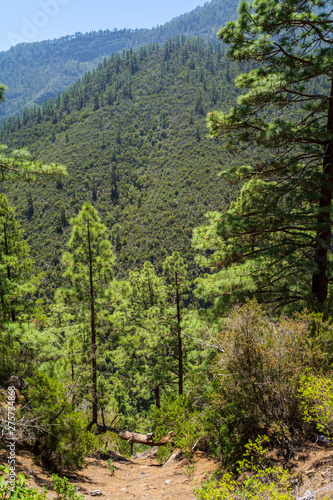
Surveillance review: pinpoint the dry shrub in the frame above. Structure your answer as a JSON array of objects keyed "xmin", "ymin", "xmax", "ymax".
[{"xmin": 212, "ymin": 300, "xmax": 316, "ymax": 458}]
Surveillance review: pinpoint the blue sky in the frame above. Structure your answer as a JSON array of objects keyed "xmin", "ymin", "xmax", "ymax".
[{"xmin": 1, "ymin": 0, "xmax": 207, "ymax": 52}]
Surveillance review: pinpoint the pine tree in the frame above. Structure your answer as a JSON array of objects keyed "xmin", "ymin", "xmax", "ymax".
[
  {"xmin": 111, "ymin": 255, "xmax": 192, "ymax": 408},
  {"xmin": 111, "ymin": 261, "xmax": 173, "ymax": 409},
  {"xmin": 163, "ymin": 251, "xmax": 190, "ymax": 396},
  {"xmin": 196, "ymin": 0, "xmax": 333, "ymax": 308},
  {"xmin": 62, "ymin": 203, "xmax": 115, "ymax": 424},
  {"xmin": 0, "ymin": 194, "xmax": 35, "ymax": 322},
  {"xmin": 0, "ymin": 84, "xmax": 66, "ymax": 182}
]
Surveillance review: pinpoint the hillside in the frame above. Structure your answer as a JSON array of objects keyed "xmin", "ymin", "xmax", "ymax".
[
  {"xmin": 0, "ymin": 36, "xmax": 253, "ymax": 295},
  {"xmin": 0, "ymin": 0, "xmax": 238, "ymax": 122}
]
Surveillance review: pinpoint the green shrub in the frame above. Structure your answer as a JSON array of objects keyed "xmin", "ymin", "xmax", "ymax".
[
  {"xmin": 0, "ymin": 466, "xmax": 47, "ymax": 499},
  {"xmin": 24, "ymin": 371, "xmax": 97, "ymax": 469},
  {"xmin": 298, "ymin": 373, "xmax": 333, "ymax": 437},
  {"xmin": 156, "ymin": 444, "xmax": 173, "ymax": 464},
  {"xmin": 152, "ymin": 394, "xmax": 207, "ymax": 460},
  {"xmin": 52, "ymin": 474, "xmax": 84, "ymax": 500},
  {"xmin": 183, "ymin": 463, "xmax": 197, "ymax": 480},
  {"xmin": 106, "ymin": 459, "xmax": 115, "ymax": 476},
  {"xmin": 194, "ymin": 436, "xmax": 294, "ymax": 500}
]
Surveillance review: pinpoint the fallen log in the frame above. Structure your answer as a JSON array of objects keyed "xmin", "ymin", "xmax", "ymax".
[{"xmin": 88, "ymin": 423, "xmax": 174, "ymax": 447}]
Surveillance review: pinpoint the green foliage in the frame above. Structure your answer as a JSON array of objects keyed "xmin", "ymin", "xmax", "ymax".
[
  {"xmin": 206, "ymin": 301, "xmax": 315, "ymax": 460},
  {"xmin": 194, "ymin": 436, "xmax": 293, "ymax": 499},
  {"xmin": 152, "ymin": 394, "xmax": 208, "ymax": 460},
  {"xmin": 298, "ymin": 374, "xmax": 333, "ymax": 437},
  {"xmin": 150, "ymin": 302, "xmax": 331, "ymax": 463},
  {"xmin": 199, "ymin": 0, "xmax": 333, "ymax": 307},
  {"xmin": 0, "ymin": 36, "xmax": 240, "ymax": 296},
  {"xmin": 183, "ymin": 463, "xmax": 197, "ymax": 479},
  {"xmin": 62, "ymin": 203, "xmax": 115, "ymax": 300},
  {"xmin": 23, "ymin": 371, "xmax": 96, "ymax": 469},
  {"xmin": 0, "ymin": 466, "xmax": 47, "ymax": 499},
  {"xmin": 52, "ymin": 474, "xmax": 84, "ymax": 500},
  {"xmin": 61, "ymin": 203, "xmax": 115, "ymax": 423},
  {"xmin": 106, "ymin": 459, "xmax": 116, "ymax": 476},
  {"xmin": 0, "ymin": 143, "xmax": 66, "ymax": 182},
  {"xmin": 156, "ymin": 444, "xmax": 173, "ymax": 464},
  {"xmin": 110, "ymin": 252, "xmax": 205, "ymax": 413},
  {"xmin": 0, "ymin": 194, "xmax": 36, "ymax": 322}
]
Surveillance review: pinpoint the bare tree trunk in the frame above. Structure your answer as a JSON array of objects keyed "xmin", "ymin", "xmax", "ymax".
[
  {"xmin": 88, "ymin": 423, "xmax": 174, "ymax": 447},
  {"xmin": 312, "ymin": 77, "xmax": 333, "ymax": 303}
]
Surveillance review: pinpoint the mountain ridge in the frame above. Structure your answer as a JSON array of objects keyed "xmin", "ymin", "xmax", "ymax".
[
  {"xmin": 0, "ymin": 36, "xmax": 246, "ymax": 294},
  {"xmin": 0, "ymin": 0, "xmax": 238, "ymax": 122}
]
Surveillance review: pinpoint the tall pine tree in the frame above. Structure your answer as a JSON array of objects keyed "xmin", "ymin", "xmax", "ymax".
[
  {"xmin": 195, "ymin": 0, "xmax": 333, "ymax": 309},
  {"xmin": 0, "ymin": 194, "xmax": 35, "ymax": 322},
  {"xmin": 62, "ymin": 204, "xmax": 115, "ymax": 424}
]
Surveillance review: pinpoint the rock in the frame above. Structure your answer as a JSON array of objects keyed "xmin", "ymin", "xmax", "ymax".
[
  {"xmin": 316, "ymin": 435, "xmax": 330, "ymax": 445},
  {"xmin": 132, "ymin": 446, "xmax": 158, "ymax": 459},
  {"xmin": 165, "ymin": 479, "xmax": 172, "ymax": 485},
  {"xmin": 299, "ymin": 490, "xmax": 316, "ymax": 500},
  {"xmin": 162, "ymin": 451, "xmax": 182, "ymax": 467},
  {"xmin": 90, "ymin": 491, "xmax": 105, "ymax": 497}
]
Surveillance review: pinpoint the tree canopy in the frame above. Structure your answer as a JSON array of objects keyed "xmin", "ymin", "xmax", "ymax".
[
  {"xmin": 194, "ymin": 0, "xmax": 333, "ymax": 309},
  {"xmin": 0, "ymin": 84, "xmax": 66, "ymax": 182}
]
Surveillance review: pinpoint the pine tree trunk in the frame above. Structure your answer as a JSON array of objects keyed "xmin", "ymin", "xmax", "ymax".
[
  {"xmin": 312, "ymin": 77, "xmax": 333, "ymax": 303},
  {"xmin": 3, "ymin": 223, "xmax": 15, "ymax": 321},
  {"xmin": 87, "ymin": 220, "xmax": 98, "ymax": 424},
  {"xmin": 155, "ymin": 385, "xmax": 160, "ymax": 409}
]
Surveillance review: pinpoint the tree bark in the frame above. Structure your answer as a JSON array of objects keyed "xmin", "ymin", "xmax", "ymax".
[
  {"xmin": 3, "ymin": 222, "xmax": 15, "ymax": 321},
  {"xmin": 312, "ymin": 76, "xmax": 333, "ymax": 303},
  {"xmin": 154, "ymin": 385, "xmax": 160, "ymax": 409},
  {"xmin": 88, "ymin": 423, "xmax": 174, "ymax": 447}
]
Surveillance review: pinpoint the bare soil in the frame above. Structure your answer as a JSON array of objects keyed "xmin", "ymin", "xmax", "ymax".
[
  {"xmin": 1, "ymin": 443, "xmax": 333, "ymax": 499},
  {"xmin": 0, "ymin": 447, "xmax": 218, "ymax": 499}
]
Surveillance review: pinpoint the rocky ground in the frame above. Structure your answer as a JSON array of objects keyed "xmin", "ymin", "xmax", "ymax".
[
  {"xmin": 0, "ymin": 446, "xmax": 218, "ymax": 499},
  {"xmin": 1, "ymin": 443, "xmax": 333, "ymax": 499}
]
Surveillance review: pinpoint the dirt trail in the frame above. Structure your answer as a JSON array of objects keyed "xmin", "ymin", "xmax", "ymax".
[
  {"xmin": 1, "ymin": 448, "xmax": 218, "ymax": 499},
  {"xmin": 2, "ymin": 443, "xmax": 333, "ymax": 499}
]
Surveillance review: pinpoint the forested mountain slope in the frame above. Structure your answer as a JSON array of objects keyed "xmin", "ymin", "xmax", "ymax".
[
  {"xmin": 0, "ymin": 0, "xmax": 238, "ymax": 122},
  {"xmin": 0, "ymin": 37, "xmax": 252, "ymax": 295}
]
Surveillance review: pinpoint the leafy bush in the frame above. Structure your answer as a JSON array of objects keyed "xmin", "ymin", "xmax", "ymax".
[
  {"xmin": 156, "ymin": 444, "xmax": 173, "ymax": 464},
  {"xmin": 152, "ymin": 394, "xmax": 208, "ymax": 460},
  {"xmin": 24, "ymin": 371, "xmax": 97, "ymax": 469},
  {"xmin": 0, "ymin": 466, "xmax": 47, "ymax": 499},
  {"xmin": 298, "ymin": 373, "xmax": 333, "ymax": 437},
  {"xmin": 106, "ymin": 459, "xmax": 115, "ymax": 476},
  {"xmin": 52, "ymin": 475, "xmax": 84, "ymax": 500},
  {"xmin": 194, "ymin": 436, "xmax": 294, "ymax": 500}
]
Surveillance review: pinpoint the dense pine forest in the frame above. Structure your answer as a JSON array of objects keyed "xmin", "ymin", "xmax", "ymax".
[
  {"xmin": 0, "ymin": 37, "xmax": 246, "ymax": 296},
  {"xmin": 0, "ymin": 0, "xmax": 333, "ymax": 499}
]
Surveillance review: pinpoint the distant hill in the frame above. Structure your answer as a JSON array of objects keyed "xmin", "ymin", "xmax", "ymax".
[
  {"xmin": 0, "ymin": 36, "xmax": 249, "ymax": 295},
  {"xmin": 0, "ymin": 0, "xmax": 238, "ymax": 123}
]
